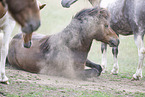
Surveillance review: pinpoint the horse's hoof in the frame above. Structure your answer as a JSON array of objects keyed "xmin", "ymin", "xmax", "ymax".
[
  {"xmin": 131, "ymin": 77, "xmax": 139, "ymax": 81},
  {"xmin": 102, "ymin": 70, "xmax": 107, "ymax": 74},
  {"xmin": 111, "ymin": 72, "xmax": 118, "ymax": 75},
  {"xmin": 131, "ymin": 75, "xmax": 140, "ymax": 81},
  {"xmin": 111, "ymin": 69, "xmax": 118, "ymax": 75},
  {"xmin": 1, "ymin": 81, "xmax": 9, "ymax": 85}
]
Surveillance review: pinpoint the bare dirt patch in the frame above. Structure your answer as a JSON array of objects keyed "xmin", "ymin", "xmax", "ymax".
[{"xmin": 0, "ymin": 65, "xmax": 145, "ymax": 97}]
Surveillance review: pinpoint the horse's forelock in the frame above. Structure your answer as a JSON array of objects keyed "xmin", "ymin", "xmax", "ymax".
[
  {"xmin": 99, "ymin": 8, "xmax": 110, "ymax": 20},
  {"xmin": 74, "ymin": 8, "xmax": 89, "ymax": 20}
]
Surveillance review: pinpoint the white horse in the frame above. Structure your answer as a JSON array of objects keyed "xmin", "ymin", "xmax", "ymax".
[
  {"xmin": 0, "ymin": 3, "xmax": 15, "ymax": 84},
  {"xmin": 0, "ymin": 1, "xmax": 46, "ymax": 84}
]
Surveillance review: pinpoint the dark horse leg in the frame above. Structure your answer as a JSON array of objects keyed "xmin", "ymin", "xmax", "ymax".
[
  {"xmin": 111, "ymin": 33, "xmax": 119, "ymax": 74},
  {"xmin": 76, "ymin": 60, "xmax": 102, "ymax": 79},
  {"xmin": 86, "ymin": 59, "xmax": 102, "ymax": 76},
  {"xmin": 77, "ymin": 60, "xmax": 102, "ymax": 78},
  {"xmin": 111, "ymin": 46, "xmax": 119, "ymax": 74}
]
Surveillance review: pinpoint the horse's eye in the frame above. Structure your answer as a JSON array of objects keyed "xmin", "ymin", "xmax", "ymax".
[{"xmin": 105, "ymin": 25, "xmax": 108, "ymax": 28}]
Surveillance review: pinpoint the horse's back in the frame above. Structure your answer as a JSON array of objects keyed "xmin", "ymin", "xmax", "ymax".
[
  {"xmin": 8, "ymin": 33, "xmax": 46, "ymax": 73},
  {"xmin": 13, "ymin": 32, "xmax": 46, "ymax": 40}
]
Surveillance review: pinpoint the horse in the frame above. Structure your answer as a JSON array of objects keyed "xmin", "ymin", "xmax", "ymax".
[
  {"xmin": 0, "ymin": 1, "xmax": 46, "ymax": 84},
  {"xmin": 61, "ymin": 0, "xmax": 145, "ymax": 80},
  {"xmin": 0, "ymin": 0, "xmax": 45, "ymax": 48},
  {"xmin": 8, "ymin": 7, "xmax": 119, "ymax": 79}
]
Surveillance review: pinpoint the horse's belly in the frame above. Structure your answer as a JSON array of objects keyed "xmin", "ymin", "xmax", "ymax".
[
  {"xmin": 111, "ymin": 19, "xmax": 133, "ymax": 35},
  {"xmin": 101, "ymin": 0, "xmax": 133, "ymax": 35},
  {"xmin": 8, "ymin": 36, "xmax": 44, "ymax": 73}
]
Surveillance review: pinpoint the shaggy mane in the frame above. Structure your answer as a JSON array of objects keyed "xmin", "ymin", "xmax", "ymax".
[
  {"xmin": 74, "ymin": 7, "xmax": 110, "ymax": 20},
  {"xmin": 39, "ymin": 36, "xmax": 50, "ymax": 54}
]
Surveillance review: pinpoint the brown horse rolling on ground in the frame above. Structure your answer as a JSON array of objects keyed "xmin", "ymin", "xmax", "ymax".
[{"xmin": 8, "ymin": 7, "xmax": 119, "ymax": 79}]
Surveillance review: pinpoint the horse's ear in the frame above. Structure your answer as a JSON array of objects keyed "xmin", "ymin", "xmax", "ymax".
[{"xmin": 39, "ymin": 3, "xmax": 46, "ymax": 10}]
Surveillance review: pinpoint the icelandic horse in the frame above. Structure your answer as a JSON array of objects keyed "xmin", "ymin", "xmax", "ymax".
[
  {"xmin": 8, "ymin": 7, "xmax": 119, "ymax": 79},
  {"xmin": 61, "ymin": 0, "xmax": 145, "ymax": 80}
]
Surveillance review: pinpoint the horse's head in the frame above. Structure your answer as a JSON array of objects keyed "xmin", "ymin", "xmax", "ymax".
[
  {"xmin": 61, "ymin": 0, "xmax": 78, "ymax": 8},
  {"xmin": 4, "ymin": 0, "xmax": 46, "ymax": 48},
  {"xmin": 74, "ymin": 7, "xmax": 119, "ymax": 47}
]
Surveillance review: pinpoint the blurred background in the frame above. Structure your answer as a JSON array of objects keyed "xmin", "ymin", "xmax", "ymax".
[{"xmin": 12, "ymin": 0, "xmax": 145, "ymax": 78}]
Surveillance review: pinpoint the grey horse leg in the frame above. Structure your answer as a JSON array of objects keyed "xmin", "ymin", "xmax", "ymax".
[
  {"xmin": 101, "ymin": 42, "xmax": 107, "ymax": 73},
  {"xmin": 132, "ymin": 33, "xmax": 145, "ymax": 80}
]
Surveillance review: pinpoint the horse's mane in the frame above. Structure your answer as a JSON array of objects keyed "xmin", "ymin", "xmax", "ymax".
[
  {"xmin": 39, "ymin": 36, "xmax": 50, "ymax": 54},
  {"xmin": 74, "ymin": 7, "xmax": 110, "ymax": 20}
]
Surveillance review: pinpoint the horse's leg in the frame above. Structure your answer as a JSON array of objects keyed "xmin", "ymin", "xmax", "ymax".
[
  {"xmin": 86, "ymin": 59, "xmax": 102, "ymax": 76},
  {"xmin": 111, "ymin": 46, "xmax": 119, "ymax": 74},
  {"xmin": 101, "ymin": 42, "xmax": 107, "ymax": 73},
  {"xmin": 80, "ymin": 68, "xmax": 101, "ymax": 78},
  {"xmin": 0, "ymin": 19, "xmax": 15, "ymax": 84},
  {"xmin": 132, "ymin": 33, "xmax": 145, "ymax": 80}
]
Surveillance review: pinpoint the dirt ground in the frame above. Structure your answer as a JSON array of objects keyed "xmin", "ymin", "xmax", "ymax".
[{"xmin": 0, "ymin": 65, "xmax": 145, "ymax": 97}]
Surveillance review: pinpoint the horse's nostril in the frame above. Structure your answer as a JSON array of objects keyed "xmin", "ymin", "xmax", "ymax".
[{"xmin": 24, "ymin": 41, "xmax": 31, "ymax": 48}]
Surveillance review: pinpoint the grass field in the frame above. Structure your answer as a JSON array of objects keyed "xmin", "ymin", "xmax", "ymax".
[{"xmin": 1, "ymin": 0, "xmax": 145, "ymax": 96}]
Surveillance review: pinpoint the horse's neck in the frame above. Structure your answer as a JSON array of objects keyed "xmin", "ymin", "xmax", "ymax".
[
  {"xmin": 88, "ymin": 0, "xmax": 101, "ymax": 6},
  {"xmin": 0, "ymin": 3, "xmax": 6, "ymax": 18},
  {"xmin": 62, "ymin": 21, "xmax": 93, "ymax": 52}
]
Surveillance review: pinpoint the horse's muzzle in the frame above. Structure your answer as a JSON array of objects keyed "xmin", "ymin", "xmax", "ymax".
[
  {"xmin": 23, "ymin": 33, "xmax": 33, "ymax": 48},
  {"xmin": 108, "ymin": 39, "xmax": 120, "ymax": 47},
  {"xmin": 24, "ymin": 41, "xmax": 31, "ymax": 48},
  {"xmin": 22, "ymin": 20, "xmax": 40, "ymax": 34}
]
